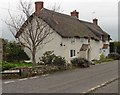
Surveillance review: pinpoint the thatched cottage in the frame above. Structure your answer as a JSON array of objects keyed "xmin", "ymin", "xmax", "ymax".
[{"xmin": 16, "ymin": 1, "xmax": 111, "ymax": 63}]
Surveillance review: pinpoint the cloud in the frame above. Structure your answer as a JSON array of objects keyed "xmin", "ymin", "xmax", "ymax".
[{"xmin": 0, "ymin": 0, "xmax": 119, "ymax": 41}]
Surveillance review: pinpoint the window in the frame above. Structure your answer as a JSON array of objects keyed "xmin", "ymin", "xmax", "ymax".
[
  {"xmin": 99, "ymin": 48, "xmax": 102, "ymax": 53},
  {"xmin": 0, "ymin": 45, "xmax": 2, "ymax": 49},
  {"xmin": 101, "ymin": 35, "xmax": 105, "ymax": 42},
  {"xmin": 80, "ymin": 38, "xmax": 84, "ymax": 43},
  {"xmin": 71, "ymin": 38, "xmax": 75, "ymax": 44},
  {"xmin": 70, "ymin": 50, "xmax": 76, "ymax": 57},
  {"xmin": 88, "ymin": 38, "xmax": 90, "ymax": 43}
]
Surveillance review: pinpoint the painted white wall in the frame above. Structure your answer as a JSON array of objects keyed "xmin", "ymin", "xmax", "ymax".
[
  {"xmin": 35, "ymin": 31, "xmax": 63, "ymax": 63},
  {"xmin": 62, "ymin": 38, "xmax": 84, "ymax": 63},
  {"xmin": 35, "ymin": 35, "xmax": 89, "ymax": 63},
  {"xmin": 102, "ymin": 40, "xmax": 110, "ymax": 57},
  {"xmin": 102, "ymin": 49, "xmax": 109, "ymax": 57},
  {"xmin": 79, "ymin": 51, "xmax": 87, "ymax": 59},
  {"xmin": 89, "ymin": 39, "xmax": 102, "ymax": 60}
]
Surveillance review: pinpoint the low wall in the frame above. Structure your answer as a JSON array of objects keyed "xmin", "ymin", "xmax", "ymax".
[{"xmin": 2, "ymin": 65, "xmax": 71, "ymax": 79}]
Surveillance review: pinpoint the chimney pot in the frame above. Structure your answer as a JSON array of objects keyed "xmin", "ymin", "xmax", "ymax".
[
  {"xmin": 35, "ymin": 1, "xmax": 44, "ymax": 16},
  {"xmin": 71, "ymin": 10, "xmax": 79, "ymax": 18},
  {"xmin": 93, "ymin": 18, "xmax": 98, "ymax": 25}
]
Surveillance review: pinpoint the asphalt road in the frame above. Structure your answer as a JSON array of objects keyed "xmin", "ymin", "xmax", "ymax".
[
  {"xmin": 2, "ymin": 60, "xmax": 118, "ymax": 93},
  {"xmin": 92, "ymin": 79, "xmax": 118, "ymax": 93}
]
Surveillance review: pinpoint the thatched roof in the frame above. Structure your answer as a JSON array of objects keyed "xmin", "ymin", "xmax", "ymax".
[{"xmin": 16, "ymin": 8, "xmax": 110, "ymax": 41}]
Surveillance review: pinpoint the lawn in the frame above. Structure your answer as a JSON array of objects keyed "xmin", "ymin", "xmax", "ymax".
[{"xmin": 0, "ymin": 61, "xmax": 33, "ymax": 71}]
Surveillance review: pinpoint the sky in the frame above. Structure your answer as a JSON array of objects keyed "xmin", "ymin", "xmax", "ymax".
[{"xmin": 0, "ymin": 0, "xmax": 119, "ymax": 41}]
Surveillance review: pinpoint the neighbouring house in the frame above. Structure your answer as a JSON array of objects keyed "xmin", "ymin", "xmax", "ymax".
[
  {"xmin": 0, "ymin": 38, "xmax": 3, "ymax": 62},
  {"xmin": 15, "ymin": 1, "xmax": 111, "ymax": 63}
]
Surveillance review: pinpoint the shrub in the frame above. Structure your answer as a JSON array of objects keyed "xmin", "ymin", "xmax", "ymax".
[
  {"xmin": 39, "ymin": 51, "xmax": 55, "ymax": 65},
  {"xmin": 91, "ymin": 59, "xmax": 100, "ymax": 64},
  {"xmin": 52, "ymin": 56, "xmax": 66, "ymax": 66},
  {"xmin": 3, "ymin": 40, "xmax": 29, "ymax": 62},
  {"xmin": 71, "ymin": 58, "xmax": 90, "ymax": 68},
  {"xmin": 108, "ymin": 53, "xmax": 120, "ymax": 60},
  {"xmin": 100, "ymin": 53, "xmax": 105, "ymax": 61},
  {"xmin": 1, "ymin": 62, "xmax": 16, "ymax": 71},
  {"xmin": 39, "ymin": 51, "xmax": 66, "ymax": 65}
]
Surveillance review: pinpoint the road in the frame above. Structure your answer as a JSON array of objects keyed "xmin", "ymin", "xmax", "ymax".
[
  {"xmin": 92, "ymin": 79, "xmax": 118, "ymax": 93},
  {"xmin": 2, "ymin": 60, "xmax": 118, "ymax": 93}
]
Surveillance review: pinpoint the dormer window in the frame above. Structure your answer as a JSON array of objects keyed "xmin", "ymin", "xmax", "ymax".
[
  {"xmin": 101, "ymin": 35, "xmax": 105, "ymax": 42},
  {"xmin": 71, "ymin": 38, "xmax": 75, "ymax": 44},
  {"xmin": 80, "ymin": 38, "xmax": 84, "ymax": 43},
  {"xmin": 108, "ymin": 35, "xmax": 110, "ymax": 41},
  {"xmin": 88, "ymin": 38, "xmax": 90, "ymax": 43},
  {"xmin": 0, "ymin": 45, "xmax": 2, "ymax": 50}
]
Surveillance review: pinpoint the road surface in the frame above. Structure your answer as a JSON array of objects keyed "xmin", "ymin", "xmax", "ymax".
[
  {"xmin": 92, "ymin": 79, "xmax": 118, "ymax": 93},
  {"xmin": 2, "ymin": 60, "xmax": 118, "ymax": 93}
]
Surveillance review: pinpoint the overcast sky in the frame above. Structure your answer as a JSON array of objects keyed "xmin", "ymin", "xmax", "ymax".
[{"xmin": 0, "ymin": 0, "xmax": 119, "ymax": 41}]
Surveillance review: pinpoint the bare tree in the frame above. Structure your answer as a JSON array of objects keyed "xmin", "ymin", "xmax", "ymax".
[
  {"xmin": 5, "ymin": 0, "xmax": 54, "ymax": 64},
  {"xmin": 48, "ymin": 3, "xmax": 64, "ymax": 12}
]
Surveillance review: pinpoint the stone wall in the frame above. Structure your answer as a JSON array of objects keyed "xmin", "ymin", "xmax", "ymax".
[{"xmin": 2, "ymin": 65, "xmax": 71, "ymax": 79}]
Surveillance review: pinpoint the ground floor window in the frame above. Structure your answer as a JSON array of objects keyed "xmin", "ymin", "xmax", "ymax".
[{"xmin": 70, "ymin": 49, "xmax": 75, "ymax": 57}]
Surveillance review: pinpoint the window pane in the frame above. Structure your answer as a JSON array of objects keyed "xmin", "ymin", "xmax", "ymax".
[
  {"xmin": 74, "ymin": 50, "xmax": 75, "ymax": 56},
  {"xmin": 70, "ymin": 50, "xmax": 72, "ymax": 57}
]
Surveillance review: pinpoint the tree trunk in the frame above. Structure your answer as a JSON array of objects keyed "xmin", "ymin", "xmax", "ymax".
[{"xmin": 32, "ymin": 48, "xmax": 36, "ymax": 65}]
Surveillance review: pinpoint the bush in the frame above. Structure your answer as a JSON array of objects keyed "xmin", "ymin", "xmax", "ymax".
[
  {"xmin": 108, "ymin": 53, "xmax": 120, "ymax": 60},
  {"xmin": 3, "ymin": 40, "xmax": 29, "ymax": 62},
  {"xmin": 71, "ymin": 58, "xmax": 90, "ymax": 68},
  {"xmin": 39, "ymin": 51, "xmax": 55, "ymax": 65},
  {"xmin": 1, "ymin": 62, "xmax": 16, "ymax": 71},
  {"xmin": 100, "ymin": 53, "xmax": 105, "ymax": 61},
  {"xmin": 39, "ymin": 51, "xmax": 66, "ymax": 65},
  {"xmin": 52, "ymin": 56, "xmax": 66, "ymax": 66},
  {"xmin": 91, "ymin": 59, "xmax": 100, "ymax": 64}
]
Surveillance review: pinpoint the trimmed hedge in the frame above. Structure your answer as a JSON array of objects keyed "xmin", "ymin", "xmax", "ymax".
[{"xmin": 71, "ymin": 58, "xmax": 90, "ymax": 68}]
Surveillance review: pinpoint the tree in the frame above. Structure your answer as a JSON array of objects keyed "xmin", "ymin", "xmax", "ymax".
[
  {"xmin": 110, "ymin": 41, "xmax": 120, "ymax": 54},
  {"xmin": 3, "ymin": 40, "xmax": 29, "ymax": 62},
  {"xmin": 5, "ymin": 0, "xmax": 55, "ymax": 64}
]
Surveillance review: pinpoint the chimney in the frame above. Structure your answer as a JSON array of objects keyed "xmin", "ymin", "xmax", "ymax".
[
  {"xmin": 93, "ymin": 18, "xmax": 98, "ymax": 25},
  {"xmin": 35, "ymin": 1, "xmax": 44, "ymax": 16},
  {"xmin": 71, "ymin": 10, "xmax": 79, "ymax": 18}
]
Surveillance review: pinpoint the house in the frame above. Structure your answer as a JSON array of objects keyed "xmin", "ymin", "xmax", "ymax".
[
  {"xmin": 15, "ymin": 1, "xmax": 111, "ymax": 63},
  {"xmin": 0, "ymin": 38, "xmax": 3, "ymax": 62}
]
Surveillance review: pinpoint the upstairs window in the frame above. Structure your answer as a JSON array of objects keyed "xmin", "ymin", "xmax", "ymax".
[
  {"xmin": 101, "ymin": 35, "xmax": 105, "ymax": 42},
  {"xmin": 0, "ymin": 45, "xmax": 2, "ymax": 50},
  {"xmin": 88, "ymin": 38, "xmax": 90, "ymax": 43},
  {"xmin": 80, "ymin": 38, "xmax": 84, "ymax": 43},
  {"xmin": 71, "ymin": 38, "xmax": 75, "ymax": 44}
]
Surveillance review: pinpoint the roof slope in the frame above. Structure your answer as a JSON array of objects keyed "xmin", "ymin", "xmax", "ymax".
[{"xmin": 16, "ymin": 8, "xmax": 110, "ymax": 41}]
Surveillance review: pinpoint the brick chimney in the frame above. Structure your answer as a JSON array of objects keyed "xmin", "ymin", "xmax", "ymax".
[
  {"xmin": 35, "ymin": 1, "xmax": 44, "ymax": 16},
  {"xmin": 93, "ymin": 18, "xmax": 98, "ymax": 25},
  {"xmin": 71, "ymin": 10, "xmax": 79, "ymax": 18}
]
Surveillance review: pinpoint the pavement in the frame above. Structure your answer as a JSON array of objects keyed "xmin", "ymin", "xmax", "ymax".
[{"xmin": 2, "ymin": 60, "xmax": 118, "ymax": 93}]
